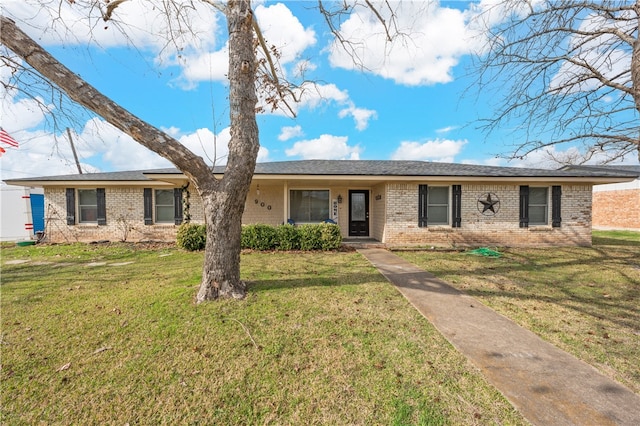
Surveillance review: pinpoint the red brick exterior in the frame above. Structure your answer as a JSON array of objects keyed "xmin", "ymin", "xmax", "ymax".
[{"xmin": 592, "ymin": 188, "xmax": 640, "ymax": 230}]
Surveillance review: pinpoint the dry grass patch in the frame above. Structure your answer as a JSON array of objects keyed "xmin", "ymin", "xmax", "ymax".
[
  {"xmin": 397, "ymin": 231, "xmax": 640, "ymax": 394},
  {"xmin": 1, "ymin": 243, "xmax": 525, "ymax": 425}
]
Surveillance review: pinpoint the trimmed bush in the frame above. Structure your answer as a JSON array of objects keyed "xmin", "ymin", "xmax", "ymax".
[
  {"xmin": 298, "ymin": 224, "xmax": 322, "ymax": 250},
  {"xmin": 276, "ymin": 224, "xmax": 300, "ymax": 250},
  {"xmin": 241, "ymin": 223, "xmax": 342, "ymax": 251},
  {"xmin": 241, "ymin": 224, "xmax": 278, "ymax": 250},
  {"xmin": 319, "ymin": 223, "xmax": 342, "ymax": 250},
  {"xmin": 176, "ymin": 223, "xmax": 206, "ymax": 251}
]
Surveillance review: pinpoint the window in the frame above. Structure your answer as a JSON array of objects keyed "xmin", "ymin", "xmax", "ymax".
[
  {"xmin": 155, "ymin": 190, "xmax": 175, "ymax": 223},
  {"xmin": 419, "ymin": 185, "xmax": 458, "ymax": 227},
  {"xmin": 65, "ymin": 188, "xmax": 106, "ymax": 225},
  {"xmin": 78, "ymin": 189, "xmax": 98, "ymax": 223},
  {"xmin": 143, "ymin": 188, "xmax": 183, "ymax": 225},
  {"xmin": 528, "ymin": 187, "xmax": 548, "ymax": 225},
  {"xmin": 520, "ymin": 186, "xmax": 561, "ymax": 227},
  {"xmin": 290, "ymin": 190, "xmax": 329, "ymax": 223}
]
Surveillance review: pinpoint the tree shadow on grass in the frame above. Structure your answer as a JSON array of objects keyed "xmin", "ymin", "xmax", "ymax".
[{"xmin": 408, "ymin": 245, "xmax": 639, "ymax": 333}]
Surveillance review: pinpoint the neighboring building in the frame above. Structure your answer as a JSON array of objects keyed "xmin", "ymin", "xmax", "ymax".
[
  {"xmin": 4, "ymin": 160, "xmax": 637, "ymax": 247},
  {"xmin": 562, "ymin": 165, "xmax": 640, "ymax": 231},
  {"xmin": 0, "ymin": 184, "xmax": 45, "ymax": 242}
]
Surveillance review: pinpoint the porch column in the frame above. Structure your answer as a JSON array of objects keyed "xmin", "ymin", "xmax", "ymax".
[{"xmin": 283, "ymin": 181, "xmax": 289, "ymax": 224}]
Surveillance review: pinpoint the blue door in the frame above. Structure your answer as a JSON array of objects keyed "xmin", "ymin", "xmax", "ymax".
[{"xmin": 30, "ymin": 193, "xmax": 45, "ymax": 233}]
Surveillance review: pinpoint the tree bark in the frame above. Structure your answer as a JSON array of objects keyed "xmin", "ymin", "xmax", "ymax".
[
  {"xmin": 1, "ymin": 2, "xmax": 259, "ymax": 301},
  {"xmin": 633, "ymin": 0, "xmax": 640, "ymax": 161},
  {"xmin": 196, "ymin": 0, "xmax": 258, "ymax": 301}
]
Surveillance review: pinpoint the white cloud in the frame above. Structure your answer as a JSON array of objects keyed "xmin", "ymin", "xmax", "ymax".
[
  {"xmin": 285, "ymin": 134, "xmax": 362, "ymax": 160},
  {"xmin": 254, "ymin": 3, "xmax": 317, "ymax": 66},
  {"xmin": 3, "ymin": 0, "xmax": 221, "ymax": 57},
  {"xmin": 178, "ymin": 45, "xmax": 230, "ymax": 86},
  {"xmin": 391, "ymin": 138, "xmax": 467, "ymax": 162},
  {"xmin": 75, "ymin": 118, "xmax": 173, "ymax": 170},
  {"xmin": 436, "ymin": 125, "xmax": 459, "ymax": 134},
  {"xmin": 274, "ymin": 82, "xmax": 377, "ymax": 131},
  {"xmin": 278, "ymin": 125, "xmax": 304, "ymax": 141},
  {"xmin": 177, "ymin": 2, "xmax": 317, "ymax": 86},
  {"xmin": 338, "ymin": 104, "xmax": 377, "ymax": 131},
  {"xmin": 327, "ymin": 0, "xmax": 482, "ymax": 86}
]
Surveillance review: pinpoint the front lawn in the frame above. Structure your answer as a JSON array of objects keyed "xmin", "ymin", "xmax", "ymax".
[
  {"xmin": 398, "ymin": 231, "xmax": 640, "ymax": 394},
  {"xmin": 1, "ymin": 243, "xmax": 524, "ymax": 425}
]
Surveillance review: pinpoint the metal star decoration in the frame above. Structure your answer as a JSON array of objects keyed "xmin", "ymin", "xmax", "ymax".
[{"xmin": 478, "ymin": 192, "xmax": 500, "ymax": 215}]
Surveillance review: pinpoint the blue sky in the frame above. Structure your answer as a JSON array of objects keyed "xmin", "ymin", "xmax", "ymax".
[{"xmin": 1, "ymin": 0, "xmax": 638, "ymax": 180}]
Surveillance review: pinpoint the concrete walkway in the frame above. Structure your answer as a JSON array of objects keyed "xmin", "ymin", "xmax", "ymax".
[{"xmin": 358, "ymin": 248, "xmax": 640, "ymax": 426}]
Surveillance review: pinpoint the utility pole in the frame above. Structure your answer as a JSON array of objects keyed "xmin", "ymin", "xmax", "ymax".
[{"xmin": 66, "ymin": 127, "xmax": 83, "ymax": 174}]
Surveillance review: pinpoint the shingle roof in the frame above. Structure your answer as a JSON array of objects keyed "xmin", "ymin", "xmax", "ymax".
[
  {"xmin": 561, "ymin": 164, "xmax": 640, "ymax": 177},
  {"xmin": 5, "ymin": 160, "xmax": 639, "ymax": 184},
  {"xmin": 247, "ymin": 160, "xmax": 639, "ymax": 178}
]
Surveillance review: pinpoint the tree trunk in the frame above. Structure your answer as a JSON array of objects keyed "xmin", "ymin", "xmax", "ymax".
[
  {"xmin": 196, "ymin": 0, "xmax": 259, "ymax": 302},
  {"xmin": 633, "ymin": 0, "xmax": 640, "ymax": 161}
]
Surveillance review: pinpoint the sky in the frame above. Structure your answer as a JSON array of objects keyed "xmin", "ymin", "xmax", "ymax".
[{"xmin": 1, "ymin": 0, "xmax": 639, "ymax": 181}]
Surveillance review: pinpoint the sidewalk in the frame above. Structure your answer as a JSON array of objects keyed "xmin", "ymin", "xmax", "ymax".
[{"xmin": 358, "ymin": 248, "xmax": 640, "ymax": 426}]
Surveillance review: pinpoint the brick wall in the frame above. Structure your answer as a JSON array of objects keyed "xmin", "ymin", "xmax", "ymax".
[
  {"xmin": 243, "ymin": 184, "xmax": 285, "ymax": 225},
  {"xmin": 44, "ymin": 181, "xmax": 595, "ymax": 246},
  {"xmin": 44, "ymin": 187, "xmax": 183, "ymax": 242},
  {"xmin": 383, "ymin": 182, "xmax": 592, "ymax": 247},
  {"xmin": 592, "ymin": 189, "xmax": 640, "ymax": 230}
]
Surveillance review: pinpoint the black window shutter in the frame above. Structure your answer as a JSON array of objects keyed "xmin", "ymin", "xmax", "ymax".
[
  {"xmin": 143, "ymin": 188, "xmax": 153, "ymax": 225},
  {"xmin": 174, "ymin": 188, "xmax": 183, "ymax": 225},
  {"xmin": 552, "ymin": 185, "xmax": 562, "ymax": 228},
  {"xmin": 519, "ymin": 185, "xmax": 529, "ymax": 228},
  {"xmin": 96, "ymin": 188, "xmax": 107, "ymax": 225},
  {"xmin": 452, "ymin": 185, "xmax": 462, "ymax": 228},
  {"xmin": 418, "ymin": 185, "xmax": 428, "ymax": 227},
  {"xmin": 65, "ymin": 188, "xmax": 75, "ymax": 225}
]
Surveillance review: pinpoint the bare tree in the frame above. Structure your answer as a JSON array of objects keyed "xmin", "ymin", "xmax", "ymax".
[
  {"xmin": 1, "ymin": 0, "xmax": 402, "ymax": 301},
  {"xmin": 1, "ymin": 2, "xmax": 256, "ymax": 301},
  {"xmin": 472, "ymin": 0, "xmax": 640, "ymax": 163}
]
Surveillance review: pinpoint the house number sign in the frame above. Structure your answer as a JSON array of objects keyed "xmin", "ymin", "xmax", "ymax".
[{"xmin": 477, "ymin": 192, "xmax": 500, "ymax": 215}]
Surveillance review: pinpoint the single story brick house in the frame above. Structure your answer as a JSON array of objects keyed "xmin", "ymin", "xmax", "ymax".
[
  {"xmin": 562, "ymin": 165, "xmax": 640, "ymax": 231},
  {"xmin": 5, "ymin": 160, "xmax": 637, "ymax": 247}
]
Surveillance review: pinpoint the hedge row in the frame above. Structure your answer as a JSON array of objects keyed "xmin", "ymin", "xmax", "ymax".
[{"xmin": 176, "ymin": 223, "xmax": 342, "ymax": 251}]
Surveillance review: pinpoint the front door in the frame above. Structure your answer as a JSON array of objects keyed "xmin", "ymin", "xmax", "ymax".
[{"xmin": 349, "ymin": 190, "xmax": 369, "ymax": 236}]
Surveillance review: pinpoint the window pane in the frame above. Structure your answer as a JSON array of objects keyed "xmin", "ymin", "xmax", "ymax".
[
  {"xmin": 529, "ymin": 206, "xmax": 547, "ymax": 224},
  {"xmin": 428, "ymin": 187, "xmax": 448, "ymax": 204},
  {"xmin": 290, "ymin": 190, "xmax": 329, "ymax": 222},
  {"xmin": 155, "ymin": 189, "xmax": 174, "ymax": 205},
  {"xmin": 429, "ymin": 206, "xmax": 448, "ymax": 224},
  {"xmin": 156, "ymin": 206, "xmax": 174, "ymax": 223},
  {"xmin": 78, "ymin": 189, "xmax": 98, "ymax": 223},
  {"xmin": 426, "ymin": 186, "xmax": 449, "ymax": 225},
  {"xmin": 79, "ymin": 189, "xmax": 97, "ymax": 205},
  {"xmin": 80, "ymin": 206, "xmax": 97, "ymax": 222},
  {"xmin": 529, "ymin": 187, "xmax": 548, "ymax": 204},
  {"xmin": 351, "ymin": 193, "xmax": 366, "ymax": 221},
  {"xmin": 155, "ymin": 190, "xmax": 174, "ymax": 223}
]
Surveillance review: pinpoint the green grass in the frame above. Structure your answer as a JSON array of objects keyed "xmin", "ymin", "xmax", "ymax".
[
  {"xmin": 397, "ymin": 230, "xmax": 640, "ymax": 394},
  {"xmin": 592, "ymin": 229, "xmax": 640, "ymax": 246},
  {"xmin": 1, "ymin": 243, "xmax": 525, "ymax": 425}
]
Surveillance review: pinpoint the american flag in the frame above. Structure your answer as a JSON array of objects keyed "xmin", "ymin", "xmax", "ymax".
[{"xmin": 0, "ymin": 128, "xmax": 19, "ymax": 148}]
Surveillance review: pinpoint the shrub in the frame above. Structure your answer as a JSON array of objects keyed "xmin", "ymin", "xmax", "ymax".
[
  {"xmin": 242, "ymin": 223, "xmax": 343, "ymax": 251},
  {"xmin": 296, "ymin": 224, "xmax": 319, "ymax": 250},
  {"xmin": 241, "ymin": 224, "xmax": 278, "ymax": 250},
  {"xmin": 276, "ymin": 224, "xmax": 300, "ymax": 250},
  {"xmin": 176, "ymin": 223, "xmax": 206, "ymax": 251},
  {"xmin": 319, "ymin": 223, "xmax": 342, "ymax": 250}
]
